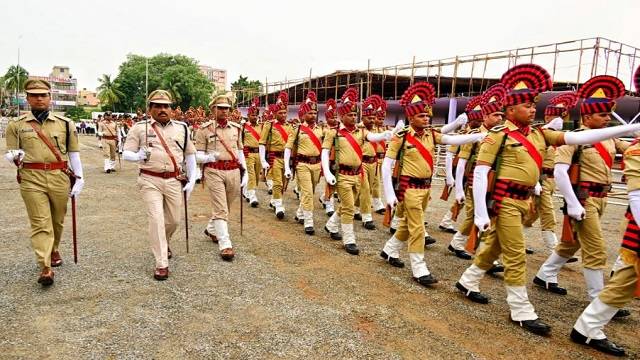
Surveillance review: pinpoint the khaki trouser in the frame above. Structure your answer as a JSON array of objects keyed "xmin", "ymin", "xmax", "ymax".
[
  {"xmin": 246, "ymin": 152, "xmax": 261, "ymax": 191},
  {"xmin": 395, "ymin": 188, "xmax": 431, "ymax": 253},
  {"xmin": 522, "ymin": 177, "xmax": 557, "ymax": 230},
  {"xmin": 336, "ymin": 173, "xmax": 361, "ymax": 225},
  {"xmin": 204, "ymin": 168, "xmax": 240, "ymax": 221},
  {"xmin": 458, "ymin": 187, "xmax": 475, "ymax": 236},
  {"xmin": 137, "ymin": 174, "xmax": 182, "ymax": 269},
  {"xmin": 475, "ymin": 197, "xmax": 530, "ymax": 286},
  {"xmin": 599, "ymin": 249, "xmax": 639, "ymax": 308},
  {"xmin": 372, "ymin": 160, "xmax": 382, "ymax": 199},
  {"xmin": 271, "ymin": 157, "xmax": 285, "ymax": 200},
  {"xmin": 355, "ymin": 162, "xmax": 375, "ymax": 214},
  {"xmin": 556, "ymin": 196, "xmax": 608, "ymax": 269},
  {"xmin": 296, "ymin": 162, "xmax": 321, "ymax": 211},
  {"xmin": 19, "ymin": 170, "xmax": 70, "ymax": 269},
  {"xmin": 102, "ymin": 139, "xmax": 117, "ymax": 161}
]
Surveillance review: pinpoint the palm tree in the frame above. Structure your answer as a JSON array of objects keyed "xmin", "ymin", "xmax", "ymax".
[
  {"xmin": 162, "ymin": 77, "xmax": 183, "ymax": 106},
  {"xmin": 3, "ymin": 65, "xmax": 28, "ymax": 102},
  {"xmin": 97, "ymin": 74, "xmax": 124, "ymax": 111}
]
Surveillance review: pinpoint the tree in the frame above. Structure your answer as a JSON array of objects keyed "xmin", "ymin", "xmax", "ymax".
[
  {"xmin": 111, "ymin": 53, "xmax": 213, "ymax": 112},
  {"xmin": 231, "ymin": 75, "xmax": 262, "ymax": 106},
  {"xmin": 3, "ymin": 65, "xmax": 29, "ymax": 102},
  {"xmin": 97, "ymin": 74, "xmax": 124, "ymax": 111},
  {"xmin": 64, "ymin": 106, "xmax": 90, "ymax": 120}
]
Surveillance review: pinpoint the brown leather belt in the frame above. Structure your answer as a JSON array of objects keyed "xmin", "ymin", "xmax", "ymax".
[
  {"xmin": 376, "ymin": 153, "xmax": 386, "ymax": 160},
  {"xmin": 362, "ymin": 155, "xmax": 377, "ymax": 164},
  {"xmin": 103, "ymin": 135, "xmax": 117, "ymax": 140},
  {"xmin": 22, "ymin": 161, "xmax": 68, "ymax": 171},
  {"xmin": 296, "ymin": 155, "xmax": 321, "ymax": 164},
  {"xmin": 205, "ymin": 160, "xmax": 240, "ymax": 170},
  {"xmin": 338, "ymin": 164, "xmax": 362, "ymax": 175},
  {"xmin": 140, "ymin": 169, "xmax": 180, "ymax": 178},
  {"xmin": 268, "ymin": 151, "xmax": 284, "ymax": 157},
  {"xmin": 542, "ymin": 167, "xmax": 554, "ymax": 178},
  {"xmin": 244, "ymin": 147, "xmax": 259, "ymax": 153}
]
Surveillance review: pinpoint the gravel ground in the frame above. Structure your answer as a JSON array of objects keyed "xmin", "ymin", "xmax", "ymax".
[{"xmin": 0, "ymin": 136, "xmax": 638, "ymax": 359}]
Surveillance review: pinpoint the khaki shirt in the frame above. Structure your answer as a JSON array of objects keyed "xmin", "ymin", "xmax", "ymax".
[
  {"xmin": 242, "ymin": 123, "xmax": 261, "ymax": 149},
  {"xmin": 556, "ymin": 126, "xmax": 629, "ymax": 184},
  {"xmin": 285, "ymin": 124, "xmax": 325, "ymax": 157},
  {"xmin": 195, "ymin": 121, "xmax": 243, "ymax": 161},
  {"xmin": 458, "ymin": 125, "xmax": 487, "ymax": 161},
  {"xmin": 5, "ymin": 112, "xmax": 79, "ymax": 164},
  {"xmin": 99, "ymin": 120, "xmax": 118, "ymax": 138},
  {"xmin": 124, "ymin": 118, "xmax": 195, "ymax": 173},
  {"xmin": 386, "ymin": 126, "xmax": 443, "ymax": 179},
  {"xmin": 477, "ymin": 120, "xmax": 564, "ymax": 186},
  {"xmin": 542, "ymin": 146, "xmax": 556, "ymax": 169},
  {"xmin": 259, "ymin": 121, "xmax": 291, "ymax": 152},
  {"xmin": 322, "ymin": 125, "xmax": 369, "ymax": 168},
  {"xmin": 623, "ymin": 142, "xmax": 640, "ymax": 192},
  {"xmin": 361, "ymin": 125, "xmax": 378, "ymax": 157}
]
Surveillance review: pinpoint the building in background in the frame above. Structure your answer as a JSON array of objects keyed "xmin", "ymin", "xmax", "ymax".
[
  {"xmin": 28, "ymin": 66, "xmax": 78, "ymax": 112},
  {"xmin": 198, "ymin": 65, "xmax": 227, "ymax": 90},
  {"xmin": 77, "ymin": 88, "xmax": 100, "ymax": 107}
]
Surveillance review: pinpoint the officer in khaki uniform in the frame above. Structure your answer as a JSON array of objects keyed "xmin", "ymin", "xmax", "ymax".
[
  {"xmin": 380, "ymin": 82, "xmax": 485, "ymax": 286},
  {"xmin": 455, "ymin": 64, "xmax": 640, "ymax": 336},
  {"xmin": 285, "ymin": 91, "xmax": 324, "ymax": 235},
  {"xmin": 534, "ymin": 76, "xmax": 631, "ymax": 304},
  {"xmin": 243, "ymin": 97, "xmax": 262, "ymax": 207},
  {"xmin": 197, "ymin": 94, "xmax": 248, "ymax": 260},
  {"xmin": 259, "ymin": 92, "xmax": 291, "ymax": 219},
  {"xmin": 320, "ymin": 99, "xmax": 339, "ymax": 217},
  {"xmin": 322, "ymin": 87, "xmax": 394, "ymax": 255},
  {"xmin": 523, "ymin": 93, "xmax": 579, "ymax": 254},
  {"xmin": 122, "ymin": 90, "xmax": 197, "ymax": 280},
  {"xmin": 570, "ymin": 96, "xmax": 640, "ymax": 356},
  {"xmin": 98, "ymin": 111, "xmax": 118, "ymax": 173},
  {"xmin": 4, "ymin": 79, "xmax": 85, "ymax": 286}
]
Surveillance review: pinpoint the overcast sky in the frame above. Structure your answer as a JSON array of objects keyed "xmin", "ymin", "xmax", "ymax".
[{"xmin": 1, "ymin": 0, "xmax": 639, "ymax": 92}]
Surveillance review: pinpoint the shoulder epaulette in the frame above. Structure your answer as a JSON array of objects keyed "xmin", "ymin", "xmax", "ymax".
[
  {"xmin": 531, "ymin": 121, "xmax": 545, "ymax": 128},
  {"xmin": 14, "ymin": 115, "xmax": 28, "ymax": 122},
  {"xmin": 489, "ymin": 125, "xmax": 507, "ymax": 133},
  {"xmin": 53, "ymin": 114, "xmax": 72, "ymax": 122},
  {"xmin": 133, "ymin": 120, "xmax": 150, "ymax": 126},
  {"xmin": 228, "ymin": 121, "xmax": 242, "ymax": 129},
  {"xmin": 467, "ymin": 128, "xmax": 480, "ymax": 134},
  {"xmin": 173, "ymin": 120, "xmax": 188, "ymax": 127},
  {"xmin": 395, "ymin": 126, "xmax": 411, "ymax": 137},
  {"xmin": 572, "ymin": 128, "xmax": 585, "ymax": 132},
  {"xmin": 201, "ymin": 120, "xmax": 213, "ymax": 128}
]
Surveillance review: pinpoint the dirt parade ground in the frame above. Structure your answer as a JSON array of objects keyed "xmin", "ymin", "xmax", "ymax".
[{"xmin": 0, "ymin": 135, "xmax": 638, "ymax": 359}]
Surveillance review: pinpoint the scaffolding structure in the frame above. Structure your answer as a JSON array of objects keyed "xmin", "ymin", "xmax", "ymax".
[{"xmin": 233, "ymin": 37, "xmax": 640, "ymax": 107}]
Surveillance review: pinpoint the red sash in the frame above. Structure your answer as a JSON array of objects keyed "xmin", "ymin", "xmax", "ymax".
[
  {"xmin": 338, "ymin": 129, "xmax": 363, "ymax": 161},
  {"xmin": 373, "ymin": 141, "xmax": 386, "ymax": 153},
  {"xmin": 272, "ymin": 122, "xmax": 289, "ymax": 143},
  {"xmin": 593, "ymin": 142, "xmax": 613, "ymax": 169},
  {"xmin": 405, "ymin": 133, "xmax": 434, "ymax": 172},
  {"xmin": 299, "ymin": 125, "xmax": 322, "ymax": 153},
  {"xmin": 505, "ymin": 128, "xmax": 543, "ymax": 170},
  {"xmin": 244, "ymin": 124, "xmax": 260, "ymax": 142}
]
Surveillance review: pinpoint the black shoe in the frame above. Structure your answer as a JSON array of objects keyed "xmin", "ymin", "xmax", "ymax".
[
  {"xmin": 526, "ymin": 247, "xmax": 535, "ymax": 255},
  {"xmin": 570, "ymin": 328, "xmax": 625, "ymax": 357},
  {"xmin": 487, "ymin": 264, "xmax": 505, "ymax": 274},
  {"xmin": 613, "ymin": 309, "xmax": 631, "ymax": 319},
  {"xmin": 105, "ymin": 169, "xmax": 111, "ymax": 174},
  {"xmin": 380, "ymin": 251, "xmax": 405, "ymax": 268},
  {"xmin": 304, "ymin": 227, "xmax": 315, "ymax": 235},
  {"xmin": 424, "ymin": 235, "xmax": 436, "ymax": 246},
  {"xmin": 363, "ymin": 221, "xmax": 376, "ymax": 230},
  {"xmin": 319, "ymin": 198, "xmax": 326, "ymax": 208},
  {"xmin": 390, "ymin": 227, "xmax": 396, "ymax": 235},
  {"xmin": 447, "ymin": 245, "xmax": 472, "ymax": 260},
  {"xmin": 268, "ymin": 189, "xmax": 273, "ymax": 195},
  {"xmin": 354, "ymin": 213, "xmax": 362, "ymax": 221},
  {"xmin": 326, "ymin": 211, "xmax": 334, "ymax": 217},
  {"xmin": 325, "ymin": 226, "xmax": 342, "ymax": 241},
  {"xmin": 269, "ymin": 202, "xmax": 275, "ymax": 209},
  {"xmin": 414, "ymin": 274, "xmax": 438, "ymax": 287},
  {"xmin": 294, "ymin": 216, "xmax": 304, "ymax": 224},
  {"xmin": 276, "ymin": 211, "xmax": 285, "ymax": 220},
  {"xmin": 567, "ymin": 257, "xmax": 578, "ymax": 263},
  {"xmin": 438, "ymin": 225, "xmax": 456, "ymax": 234},
  {"xmin": 533, "ymin": 276, "xmax": 567, "ymax": 295},
  {"xmin": 344, "ymin": 244, "xmax": 360, "ymax": 255},
  {"xmin": 455, "ymin": 282, "xmax": 489, "ymax": 304},
  {"xmin": 250, "ymin": 201, "xmax": 259, "ymax": 208},
  {"xmin": 375, "ymin": 208, "xmax": 386, "ymax": 215},
  {"xmin": 512, "ymin": 318, "xmax": 551, "ymax": 336}
]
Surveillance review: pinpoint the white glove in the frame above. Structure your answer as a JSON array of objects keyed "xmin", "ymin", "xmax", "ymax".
[
  {"xmin": 183, "ymin": 181, "xmax": 195, "ymax": 200},
  {"xmin": 4, "ymin": 149, "xmax": 25, "ymax": 164},
  {"xmin": 441, "ymin": 113, "xmax": 468, "ymax": 134},
  {"xmin": 445, "ymin": 151, "xmax": 455, "ymax": 186},
  {"xmin": 392, "ymin": 120, "xmax": 405, "ymax": 134},
  {"xmin": 259, "ymin": 145, "xmax": 270, "ymax": 170},
  {"xmin": 441, "ymin": 132, "xmax": 486, "ymax": 145},
  {"xmin": 534, "ymin": 182, "xmax": 542, "ymax": 196},
  {"xmin": 325, "ymin": 172, "xmax": 336, "ymax": 185},
  {"xmin": 196, "ymin": 151, "xmax": 216, "ymax": 164},
  {"xmin": 70, "ymin": 178, "xmax": 84, "ymax": 198},
  {"xmin": 241, "ymin": 170, "xmax": 248, "ymax": 188},
  {"xmin": 455, "ymin": 158, "xmax": 467, "ymax": 203},
  {"xmin": 381, "ymin": 157, "xmax": 398, "ymax": 207},
  {"xmin": 564, "ymin": 123, "xmax": 640, "ymax": 145},
  {"xmin": 554, "ymin": 163, "xmax": 585, "ymax": 221},
  {"xmin": 628, "ymin": 189, "xmax": 640, "ymax": 224},
  {"xmin": 543, "ymin": 117, "xmax": 564, "ymax": 131},
  {"xmin": 284, "ymin": 148, "xmax": 293, "ymax": 179},
  {"xmin": 473, "ymin": 165, "xmax": 491, "ymax": 232},
  {"xmin": 366, "ymin": 131, "xmax": 392, "ymax": 143},
  {"xmin": 284, "ymin": 166, "xmax": 292, "ymax": 179},
  {"xmin": 321, "ymin": 148, "xmax": 336, "ymax": 185},
  {"xmin": 68, "ymin": 152, "xmax": 85, "ymax": 198},
  {"xmin": 97, "ymin": 131, "xmax": 104, "ymax": 137}
]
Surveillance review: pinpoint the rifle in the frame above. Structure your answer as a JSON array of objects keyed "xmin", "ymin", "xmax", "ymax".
[
  {"xmin": 465, "ymin": 131, "xmax": 507, "ymax": 254},
  {"xmin": 383, "ymin": 125, "xmax": 408, "ymax": 226},
  {"xmin": 561, "ymin": 146, "xmax": 582, "ymax": 243}
]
